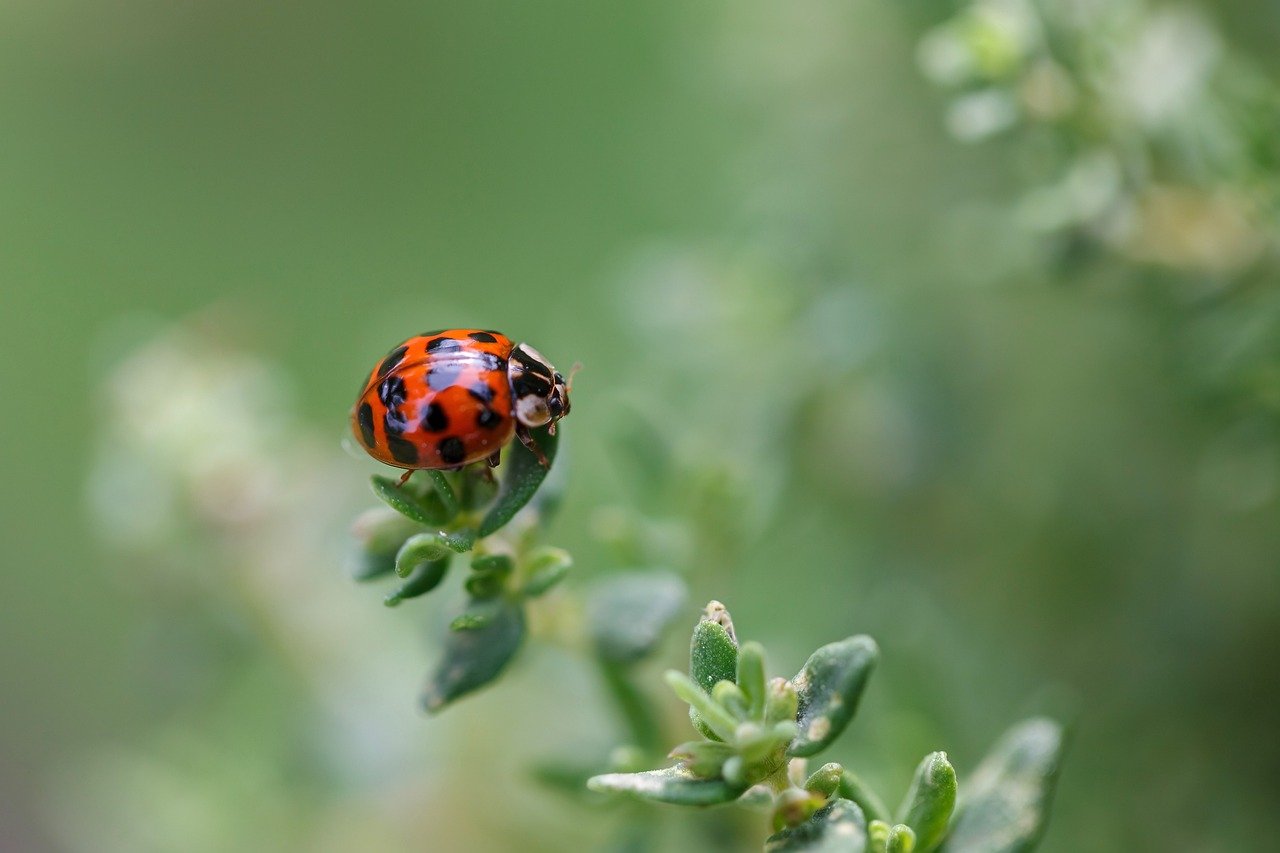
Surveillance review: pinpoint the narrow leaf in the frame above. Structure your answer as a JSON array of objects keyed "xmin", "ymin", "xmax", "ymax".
[
  {"xmin": 938, "ymin": 718, "xmax": 1067, "ymax": 853},
  {"xmin": 587, "ymin": 766, "xmax": 744, "ymax": 806},
  {"xmin": 765, "ymin": 798, "xmax": 868, "ymax": 852},
  {"xmin": 421, "ymin": 598, "xmax": 525, "ymax": 713},
  {"xmin": 897, "ymin": 752, "xmax": 956, "ymax": 853},
  {"xmin": 395, "ymin": 533, "xmax": 451, "ymax": 578},
  {"xmin": 737, "ymin": 641, "xmax": 768, "ymax": 718},
  {"xmin": 424, "ymin": 469, "xmax": 458, "ymax": 517},
  {"xmin": 384, "ymin": 556, "xmax": 451, "ymax": 607},
  {"xmin": 804, "ymin": 763, "xmax": 844, "ymax": 799},
  {"xmin": 478, "ymin": 424, "xmax": 559, "ymax": 537},
  {"xmin": 370, "ymin": 475, "xmax": 450, "ymax": 526},
  {"xmin": 665, "ymin": 671, "xmax": 738, "ymax": 742},
  {"xmin": 788, "ymin": 636, "xmax": 879, "ymax": 757},
  {"xmin": 689, "ymin": 606, "xmax": 739, "ymax": 740}
]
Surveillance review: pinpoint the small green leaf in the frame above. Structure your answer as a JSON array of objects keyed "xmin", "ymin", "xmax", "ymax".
[
  {"xmin": 765, "ymin": 798, "xmax": 868, "ymax": 852},
  {"xmin": 712, "ymin": 680, "xmax": 749, "ymax": 719},
  {"xmin": 478, "ymin": 424, "xmax": 559, "ymax": 537},
  {"xmin": 521, "ymin": 546, "xmax": 573, "ymax": 597},
  {"xmin": 668, "ymin": 740, "xmax": 736, "ymax": 778},
  {"xmin": 588, "ymin": 570, "xmax": 688, "ymax": 664},
  {"xmin": 424, "ymin": 469, "xmax": 458, "ymax": 517},
  {"xmin": 737, "ymin": 641, "xmax": 768, "ymax": 718},
  {"xmin": 765, "ymin": 677, "xmax": 800, "ymax": 727},
  {"xmin": 689, "ymin": 603, "xmax": 739, "ymax": 740},
  {"xmin": 773, "ymin": 788, "xmax": 827, "ymax": 831},
  {"xmin": 939, "ymin": 719, "xmax": 1067, "ymax": 853},
  {"xmin": 887, "ymin": 825, "xmax": 916, "ymax": 853},
  {"xmin": 788, "ymin": 636, "xmax": 879, "ymax": 757},
  {"xmin": 839, "ymin": 769, "xmax": 892, "ymax": 825},
  {"xmin": 870, "ymin": 821, "xmax": 916, "ymax": 853},
  {"xmin": 395, "ymin": 533, "xmax": 451, "ymax": 578},
  {"xmin": 370, "ymin": 475, "xmax": 450, "ymax": 526},
  {"xmin": 665, "ymin": 671, "xmax": 739, "ymax": 742},
  {"xmin": 690, "ymin": 614, "xmax": 739, "ymax": 691},
  {"xmin": 897, "ymin": 752, "xmax": 956, "ymax": 853},
  {"xmin": 587, "ymin": 766, "xmax": 745, "ymax": 806},
  {"xmin": 421, "ymin": 597, "xmax": 525, "ymax": 713},
  {"xmin": 805, "ymin": 763, "xmax": 844, "ymax": 799},
  {"xmin": 384, "ymin": 556, "xmax": 451, "ymax": 607}
]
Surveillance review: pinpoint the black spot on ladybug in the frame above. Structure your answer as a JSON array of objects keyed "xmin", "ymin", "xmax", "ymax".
[
  {"xmin": 384, "ymin": 408, "xmax": 410, "ymax": 436},
  {"xmin": 377, "ymin": 345, "xmax": 408, "ymax": 378},
  {"xmin": 427, "ymin": 336, "xmax": 462, "ymax": 353},
  {"xmin": 477, "ymin": 409, "xmax": 502, "ymax": 429},
  {"xmin": 468, "ymin": 331, "xmax": 497, "ymax": 343},
  {"xmin": 468, "ymin": 382, "xmax": 495, "ymax": 403},
  {"xmin": 387, "ymin": 435, "xmax": 419, "ymax": 465},
  {"xmin": 357, "ymin": 403, "xmax": 376, "ymax": 447},
  {"xmin": 480, "ymin": 353, "xmax": 505, "ymax": 372},
  {"xmin": 427, "ymin": 363, "xmax": 463, "ymax": 391},
  {"xmin": 438, "ymin": 436, "xmax": 466, "ymax": 465},
  {"xmin": 484, "ymin": 329, "xmax": 503, "ymax": 336},
  {"xmin": 378, "ymin": 375, "xmax": 407, "ymax": 407},
  {"xmin": 422, "ymin": 402, "xmax": 449, "ymax": 432}
]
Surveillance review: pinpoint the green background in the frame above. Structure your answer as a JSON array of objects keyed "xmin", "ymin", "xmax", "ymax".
[{"xmin": 3, "ymin": 2, "xmax": 1278, "ymax": 850}]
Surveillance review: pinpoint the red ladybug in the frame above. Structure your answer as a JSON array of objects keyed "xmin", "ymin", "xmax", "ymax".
[{"xmin": 352, "ymin": 329, "xmax": 571, "ymax": 481}]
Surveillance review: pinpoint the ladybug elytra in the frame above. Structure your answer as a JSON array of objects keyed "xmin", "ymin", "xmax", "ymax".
[{"xmin": 351, "ymin": 329, "xmax": 571, "ymax": 480}]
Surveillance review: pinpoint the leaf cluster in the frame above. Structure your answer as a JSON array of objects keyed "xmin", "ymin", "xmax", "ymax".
[{"xmin": 589, "ymin": 602, "xmax": 1066, "ymax": 853}]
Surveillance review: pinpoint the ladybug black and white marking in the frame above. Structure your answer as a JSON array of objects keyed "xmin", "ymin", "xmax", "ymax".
[{"xmin": 351, "ymin": 329, "xmax": 571, "ymax": 480}]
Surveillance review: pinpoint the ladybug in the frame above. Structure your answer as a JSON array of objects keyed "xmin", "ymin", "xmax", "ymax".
[{"xmin": 352, "ymin": 329, "xmax": 571, "ymax": 482}]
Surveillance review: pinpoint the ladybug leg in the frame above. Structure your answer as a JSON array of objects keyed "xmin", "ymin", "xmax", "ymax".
[
  {"xmin": 487, "ymin": 450, "xmax": 502, "ymax": 469},
  {"xmin": 515, "ymin": 424, "xmax": 550, "ymax": 468},
  {"xmin": 397, "ymin": 469, "xmax": 415, "ymax": 487}
]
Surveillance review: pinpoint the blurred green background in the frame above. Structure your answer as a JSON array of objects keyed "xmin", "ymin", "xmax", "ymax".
[{"xmin": 4, "ymin": 1, "xmax": 1279, "ymax": 850}]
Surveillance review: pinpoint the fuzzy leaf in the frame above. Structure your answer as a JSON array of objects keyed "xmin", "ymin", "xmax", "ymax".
[
  {"xmin": 396, "ymin": 531, "xmax": 474, "ymax": 577},
  {"xmin": 370, "ymin": 475, "xmax": 450, "ymax": 527},
  {"xmin": 898, "ymin": 752, "xmax": 956, "ymax": 852},
  {"xmin": 805, "ymin": 763, "xmax": 845, "ymax": 799},
  {"xmin": 689, "ymin": 606, "xmax": 739, "ymax": 740},
  {"xmin": 421, "ymin": 598, "xmax": 524, "ymax": 713},
  {"xmin": 478, "ymin": 424, "xmax": 559, "ymax": 537},
  {"xmin": 938, "ymin": 718, "xmax": 1066, "ymax": 853},
  {"xmin": 384, "ymin": 556, "xmax": 451, "ymax": 606},
  {"xmin": 765, "ymin": 798, "xmax": 868, "ymax": 852},
  {"xmin": 587, "ymin": 766, "xmax": 744, "ymax": 806},
  {"xmin": 424, "ymin": 469, "xmax": 458, "ymax": 517},
  {"xmin": 588, "ymin": 571, "xmax": 688, "ymax": 664},
  {"xmin": 737, "ymin": 641, "xmax": 768, "ymax": 718},
  {"xmin": 788, "ymin": 636, "xmax": 879, "ymax": 757}
]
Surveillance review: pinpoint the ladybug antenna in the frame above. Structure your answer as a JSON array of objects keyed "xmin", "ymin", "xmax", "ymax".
[{"xmin": 566, "ymin": 362, "xmax": 583, "ymax": 393}]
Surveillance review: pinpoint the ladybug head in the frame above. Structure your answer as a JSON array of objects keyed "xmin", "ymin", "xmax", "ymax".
[{"xmin": 509, "ymin": 343, "xmax": 572, "ymax": 431}]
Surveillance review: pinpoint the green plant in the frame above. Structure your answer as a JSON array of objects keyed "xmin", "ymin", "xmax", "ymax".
[
  {"xmin": 588, "ymin": 602, "xmax": 1066, "ymax": 853},
  {"xmin": 354, "ymin": 436, "xmax": 1069, "ymax": 851},
  {"xmin": 352, "ymin": 424, "xmax": 568, "ymax": 711}
]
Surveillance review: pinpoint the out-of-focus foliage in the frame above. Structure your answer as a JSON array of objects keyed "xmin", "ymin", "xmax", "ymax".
[{"xmin": 2, "ymin": 0, "xmax": 1279, "ymax": 850}]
